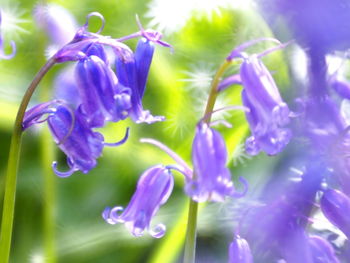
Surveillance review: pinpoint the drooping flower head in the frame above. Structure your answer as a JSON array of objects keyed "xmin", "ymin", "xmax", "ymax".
[
  {"xmin": 186, "ymin": 122, "xmax": 247, "ymax": 202},
  {"xmin": 223, "ymin": 39, "xmax": 291, "ymax": 156},
  {"xmin": 115, "ymin": 38, "xmax": 164, "ymax": 124},
  {"xmin": 102, "ymin": 165, "xmax": 174, "ymax": 238},
  {"xmin": 23, "ymin": 101, "xmax": 128, "ymax": 177},
  {"xmin": 75, "ymin": 54, "xmax": 130, "ymax": 127}
]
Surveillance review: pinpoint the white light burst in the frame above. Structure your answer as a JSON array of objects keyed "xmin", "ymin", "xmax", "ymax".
[
  {"xmin": 146, "ymin": 0, "xmax": 254, "ymax": 35},
  {"xmin": 0, "ymin": 3, "xmax": 28, "ymax": 40}
]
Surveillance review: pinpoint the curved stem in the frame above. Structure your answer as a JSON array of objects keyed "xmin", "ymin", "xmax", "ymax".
[
  {"xmin": 183, "ymin": 60, "xmax": 231, "ymax": 263},
  {"xmin": 0, "ymin": 57, "xmax": 56, "ymax": 263}
]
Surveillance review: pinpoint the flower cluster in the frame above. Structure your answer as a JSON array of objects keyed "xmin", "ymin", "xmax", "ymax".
[
  {"xmin": 23, "ymin": 10, "xmax": 170, "ymax": 177},
  {"xmin": 103, "ymin": 120, "xmax": 248, "ymax": 237},
  {"xmin": 216, "ymin": 4, "xmax": 350, "ymax": 261}
]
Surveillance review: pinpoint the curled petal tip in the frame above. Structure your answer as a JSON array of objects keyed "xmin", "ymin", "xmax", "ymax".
[
  {"xmin": 102, "ymin": 206, "xmax": 124, "ymax": 224},
  {"xmin": 52, "ymin": 161, "xmax": 75, "ymax": 177},
  {"xmin": 104, "ymin": 127, "xmax": 130, "ymax": 147},
  {"xmin": 231, "ymin": 177, "xmax": 249, "ymax": 198},
  {"xmin": 0, "ymin": 40, "xmax": 16, "ymax": 60},
  {"xmin": 84, "ymin": 12, "xmax": 105, "ymax": 34},
  {"xmin": 149, "ymin": 223, "xmax": 166, "ymax": 238}
]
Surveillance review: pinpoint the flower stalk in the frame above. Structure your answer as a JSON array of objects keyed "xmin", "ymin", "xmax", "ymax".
[
  {"xmin": 182, "ymin": 60, "xmax": 231, "ymax": 263},
  {"xmin": 0, "ymin": 57, "xmax": 56, "ymax": 263}
]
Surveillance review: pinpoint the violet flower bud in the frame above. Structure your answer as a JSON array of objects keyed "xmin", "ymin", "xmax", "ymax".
[
  {"xmin": 115, "ymin": 38, "xmax": 164, "ymax": 124},
  {"xmin": 186, "ymin": 123, "xmax": 247, "ymax": 202},
  {"xmin": 75, "ymin": 55, "xmax": 130, "ymax": 127},
  {"xmin": 320, "ymin": 188, "xmax": 350, "ymax": 237},
  {"xmin": 229, "ymin": 235, "xmax": 253, "ymax": 263},
  {"xmin": 102, "ymin": 165, "xmax": 174, "ymax": 238},
  {"xmin": 308, "ymin": 235, "xmax": 340, "ymax": 263},
  {"xmin": 240, "ymin": 55, "xmax": 291, "ymax": 156}
]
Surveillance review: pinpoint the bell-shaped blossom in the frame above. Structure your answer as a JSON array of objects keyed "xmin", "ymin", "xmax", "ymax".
[
  {"xmin": 308, "ymin": 235, "xmax": 340, "ymax": 263},
  {"xmin": 229, "ymin": 235, "xmax": 253, "ymax": 263},
  {"xmin": 115, "ymin": 38, "xmax": 164, "ymax": 124},
  {"xmin": 320, "ymin": 188, "xmax": 350, "ymax": 238},
  {"xmin": 0, "ymin": 9, "xmax": 16, "ymax": 60},
  {"xmin": 102, "ymin": 165, "xmax": 174, "ymax": 238},
  {"xmin": 23, "ymin": 101, "xmax": 128, "ymax": 177},
  {"xmin": 222, "ymin": 40, "xmax": 291, "ymax": 156},
  {"xmin": 75, "ymin": 55, "xmax": 131, "ymax": 127},
  {"xmin": 240, "ymin": 55, "xmax": 291, "ymax": 156},
  {"xmin": 186, "ymin": 123, "xmax": 247, "ymax": 202}
]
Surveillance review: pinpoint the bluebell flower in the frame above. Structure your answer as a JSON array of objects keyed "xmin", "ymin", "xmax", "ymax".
[
  {"xmin": 186, "ymin": 122, "xmax": 247, "ymax": 202},
  {"xmin": 320, "ymin": 188, "xmax": 350, "ymax": 238},
  {"xmin": 222, "ymin": 40, "xmax": 291, "ymax": 156},
  {"xmin": 115, "ymin": 38, "xmax": 164, "ymax": 124},
  {"xmin": 228, "ymin": 235, "xmax": 253, "ymax": 263},
  {"xmin": 75, "ymin": 54, "xmax": 131, "ymax": 127},
  {"xmin": 102, "ymin": 165, "xmax": 174, "ymax": 238},
  {"xmin": 23, "ymin": 101, "xmax": 129, "ymax": 177},
  {"xmin": 0, "ymin": 9, "xmax": 16, "ymax": 60}
]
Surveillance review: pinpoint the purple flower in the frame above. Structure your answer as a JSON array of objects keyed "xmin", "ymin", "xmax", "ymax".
[
  {"xmin": 320, "ymin": 188, "xmax": 350, "ymax": 238},
  {"xmin": 186, "ymin": 123, "xmax": 247, "ymax": 202},
  {"xmin": 115, "ymin": 38, "xmax": 164, "ymax": 124},
  {"xmin": 228, "ymin": 235, "xmax": 253, "ymax": 263},
  {"xmin": 0, "ymin": 9, "xmax": 16, "ymax": 60},
  {"xmin": 308, "ymin": 235, "xmax": 340, "ymax": 263},
  {"xmin": 75, "ymin": 55, "xmax": 131, "ymax": 127},
  {"xmin": 23, "ymin": 101, "xmax": 129, "ymax": 177},
  {"xmin": 222, "ymin": 40, "xmax": 291, "ymax": 156},
  {"xmin": 102, "ymin": 165, "xmax": 174, "ymax": 238},
  {"xmin": 240, "ymin": 55, "xmax": 291, "ymax": 156}
]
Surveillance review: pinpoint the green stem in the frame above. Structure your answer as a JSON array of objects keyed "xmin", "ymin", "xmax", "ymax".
[
  {"xmin": 39, "ymin": 75, "xmax": 57, "ymax": 262},
  {"xmin": 183, "ymin": 200, "xmax": 198, "ymax": 263},
  {"xmin": 0, "ymin": 57, "xmax": 56, "ymax": 263},
  {"xmin": 41, "ymin": 129, "xmax": 56, "ymax": 263},
  {"xmin": 182, "ymin": 60, "xmax": 231, "ymax": 263}
]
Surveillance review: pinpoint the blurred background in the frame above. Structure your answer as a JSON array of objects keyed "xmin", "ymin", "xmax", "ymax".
[{"xmin": 0, "ymin": 0, "xmax": 289, "ymax": 262}]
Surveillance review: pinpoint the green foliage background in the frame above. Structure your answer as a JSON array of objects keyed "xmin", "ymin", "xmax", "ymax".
[{"xmin": 0, "ymin": 0, "xmax": 289, "ymax": 262}]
